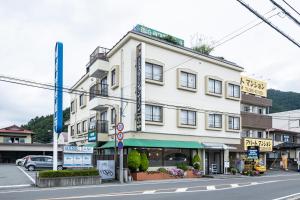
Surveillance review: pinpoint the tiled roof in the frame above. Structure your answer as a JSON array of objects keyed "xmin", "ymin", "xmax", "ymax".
[{"xmin": 0, "ymin": 125, "xmax": 33, "ymax": 134}]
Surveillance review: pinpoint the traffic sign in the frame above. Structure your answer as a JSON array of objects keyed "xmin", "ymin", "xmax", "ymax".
[
  {"xmin": 118, "ymin": 141, "xmax": 123, "ymax": 149},
  {"xmin": 116, "ymin": 123, "xmax": 124, "ymax": 132},
  {"xmin": 117, "ymin": 132, "xmax": 124, "ymax": 141}
]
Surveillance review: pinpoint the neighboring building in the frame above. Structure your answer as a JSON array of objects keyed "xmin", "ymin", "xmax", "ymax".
[
  {"xmin": 0, "ymin": 125, "xmax": 34, "ymax": 144},
  {"xmin": 58, "ymin": 132, "xmax": 69, "ymax": 145},
  {"xmin": 68, "ymin": 25, "xmax": 244, "ymax": 174},
  {"xmin": 0, "ymin": 125, "xmax": 63, "ymax": 163},
  {"xmin": 230, "ymin": 77, "xmax": 273, "ymax": 168},
  {"xmin": 270, "ymin": 109, "xmax": 300, "ymax": 133}
]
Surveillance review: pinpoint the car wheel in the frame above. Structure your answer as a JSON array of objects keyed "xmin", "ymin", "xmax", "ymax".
[
  {"xmin": 57, "ymin": 165, "xmax": 63, "ymax": 170},
  {"xmin": 28, "ymin": 165, "xmax": 35, "ymax": 171},
  {"xmin": 17, "ymin": 161, "xmax": 22, "ymax": 166}
]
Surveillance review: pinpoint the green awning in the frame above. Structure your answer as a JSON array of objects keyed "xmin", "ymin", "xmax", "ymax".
[
  {"xmin": 84, "ymin": 143, "xmax": 97, "ymax": 147},
  {"xmin": 100, "ymin": 138, "xmax": 203, "ymax": 149}
]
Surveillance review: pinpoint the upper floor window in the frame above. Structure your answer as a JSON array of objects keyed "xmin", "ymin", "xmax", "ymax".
[
  {"xmin": 111, "ymin": 69, "xmax": 116, "ymax": 86},
  {"xmin": 77, "ymin": 122, "xmax": 81, "ymax": 134},
  {"xmin": 228, "ymin": 116, "xmax": 240, "ymax": 130},
  {"xmin": 79, "ymin": 93, "xmax": 85, "ymax": 107},
  {"xmin": 208, "ymin": 114, "xmax": 222, "ymax": 129},
  {"xmin": 145, "ymin": 62, "xmax": 163, "ymax": 82},
  {"xmin": 227, "ymin": 83, "xmax": 240, "ymax": 99},
  {"xmin": 71, "ymin": 125, "xmax": 75, "ymax": 136},
  {"xmin": 257, "ymin": 131, "xmax": 263, "ymax": 138},
  {"xmin": 145, "ymin": 105, "xmax": 163, "ymax": 123},
  {"xmin": 241, "ymin": 130, "xmax": 251, "ymax": 138},
  {"xmin": 208, "ymin": 78, "xmax": 222, "ymax": 95},
  {"xmin": 82, "ymin": 120, "xmax": 87, "ymax": 133},
  {"xmin": 180, "ymin": 110, "xmax": 196, "ymax": 126},
  {"xmin": 180, "ymin": 72, "xmax": 196, "ymax": 89},
  {"xmin": 71, "ymin": 100, "xmax": 76, "ymax": 113},
  {"xmin": 111, "ymin": 108, "xmax": 116, "ymax": 124}
]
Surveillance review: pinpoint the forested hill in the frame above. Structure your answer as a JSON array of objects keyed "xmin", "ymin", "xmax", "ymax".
[
  {"xmin": 268, "ymin": 89, "xmax": 300, "ymax": 113},
  {"xmin": 22, "ymin": 108, "xmax": 70, "ymax": 143}
]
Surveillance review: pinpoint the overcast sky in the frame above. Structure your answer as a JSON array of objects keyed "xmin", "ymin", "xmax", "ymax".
[{"xmin": 0, "ymin": 0, "xmax": 299, "ymax": 128}]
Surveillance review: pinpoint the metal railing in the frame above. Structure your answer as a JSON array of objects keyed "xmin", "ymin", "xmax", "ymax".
[
  {"xmin": 89, "ymin": 83, "xmax": 108, "ymax": 100},
  {"xmin": 89, "ymin": 120, "xmax": 109, "ymax": 133},
  {"xmin": 86, "ymin": 46, "xmax": 110, "ymax": 69}
]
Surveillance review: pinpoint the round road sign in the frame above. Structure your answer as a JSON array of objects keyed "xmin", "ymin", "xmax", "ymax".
[
  {"xmin": 117, "ymin": 132, "xmax": 124, "ymax": 141},
  {"xmin": 116, "ymin": 123, "xmax": 124, "ymax": 132}
]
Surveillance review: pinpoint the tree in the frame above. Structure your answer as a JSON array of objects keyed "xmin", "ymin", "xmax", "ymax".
[
  {"xmin": 192, "ymin": 154, "xmax": 201, "ymax": 170},
  {"xmin": 127, "ymin": 150, "xmax": 141, "ymax": 172},
  {"xmin": 139, "ymin": 153, "xmax": 149, "ymax": 172},
  {"xmin": 190, "ymin": 34, "xmax": 215, "ymax": 55}
]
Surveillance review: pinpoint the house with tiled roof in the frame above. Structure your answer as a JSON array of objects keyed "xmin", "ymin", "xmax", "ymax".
[{"xmin": 0, "ymin": 125, "xmax": 34, "ymax": 144}]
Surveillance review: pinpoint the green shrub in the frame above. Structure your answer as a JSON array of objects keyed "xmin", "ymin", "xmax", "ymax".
[
  {"xmin": 39, "ymin": 169, "xmax": 99, "ymax": 178},
  {"xmin": 176, "ymin": 163, "xmax": 188, "ymax": 171},
  {"xmin": 157, "ymin": 167, "xmax": 168, "ymax": 173},
  {"xmin": 231, "ymin": 168, "xmax": 237, "ymax": 175},
  {"xmin": 127, "ymin": 149, "xmax": 141, "ymax": 172},
  {"xmin": 139, "ymin": 153, "xmax": 149, "ymax": 172},
  {"xmin": 192, "ymin": 154, "xmax": 201, "ymax": 170}
]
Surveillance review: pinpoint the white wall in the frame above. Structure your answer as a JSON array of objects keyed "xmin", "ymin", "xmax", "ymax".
[{"xmin": 270, "ymin": 110, "xmax": 300, "ymax": 132}]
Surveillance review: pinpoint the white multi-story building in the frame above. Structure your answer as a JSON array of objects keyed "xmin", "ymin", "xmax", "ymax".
[{"xmin": 68, "ymin": 25, "xmax": 243, "ymax": 174}]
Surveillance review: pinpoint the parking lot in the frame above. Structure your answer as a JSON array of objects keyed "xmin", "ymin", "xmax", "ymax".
[{"xmin": 0, "ymin": 164, "xmax": 36, "ymax": 189}]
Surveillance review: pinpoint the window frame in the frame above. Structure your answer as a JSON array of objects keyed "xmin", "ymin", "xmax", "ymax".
[
  {"xmin": 226, "ymin": 81, "xmax": 241, "ymax": 100},
  {"xmin": 145, "ymin": 104, "xmax": 163, "ymax": 125},
  {"xmin": 79, "ymin": 93, "xmax": 86, "ymax": 108},
  {"xmin": 70, "ymin": 100, "xmax": 76, "ymax": 113},
  {"xmin": 178, "ymin": 109, "xmax": 197, "ymax": 128},
  {"xmin": 110, "ymin": 65, "xmax": 119, "ymax": 89},
  {"xmin": 82, "ymin": 120, "xmax": 87, "ymax": 133},
  {"xmin": 77, "ymin": 122, "xmax": 81, "ymax": 134},
  {"xmin": 71, "ymin": 125, "xmax": 75, "ymax": 136},
  {"xmin": 205, "ymin": 76, "xmax": 223, "ymax": 97},
  {"xmin": 206, "ymin": 113, "xmax": 223, "ymax": 130},
  {"xmin": 145, "ymin": 62, "xmax": 164, "ymax": 84},
  {"xmin": 177, "ymin": 69, "xmax": 197, "ymax": 92},
  {"xmin": 226, "ymin": 115, "xmax": 241, "ymax": 132}
]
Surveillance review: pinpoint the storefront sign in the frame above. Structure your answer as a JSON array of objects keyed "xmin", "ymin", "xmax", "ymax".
[
  {"xmin": 241, "ymin": 76, "xmax": 267, "ymax": 97},
  {"xmin": 133, "ymin": 24, "xmax": 184, "ymax": 46},
  {"xmin": 243, "ymin": 138, "xmax": 273, "ymax": 152},
  {"xmin": 88, "ymin": 131, "xmax": 97, "ymax": 142},
  {"xmin": 247, "ymin": 146, "xmax": 259, "ymax": 160},
  {"xmin": 97, "ymin": 160, "xmax": 115, "ymax": 180},
  {"xmin": 63, "ymin": 146, "xmax": 93, "ymax": 154},
  {"xmin": 136, "ymin": 44, "xmax": 142, "ymax": 131},
  {"xmin": 63, "ymin": 146, "xmax": 93, "ymax": 168}
]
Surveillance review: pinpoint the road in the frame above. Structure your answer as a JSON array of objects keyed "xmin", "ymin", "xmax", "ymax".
[{"xmin": 0, "ymin": 171, "xmax": 300, "ymax": 200}]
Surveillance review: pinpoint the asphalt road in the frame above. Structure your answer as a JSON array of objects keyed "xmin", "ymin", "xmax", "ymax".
[
  {"xmin": 0, "ymin": 164, "xmax": 34, "ymax": 188},
  {"xmin": 0, "ymin": 172, "xmax": 300, "ymax": 200}
]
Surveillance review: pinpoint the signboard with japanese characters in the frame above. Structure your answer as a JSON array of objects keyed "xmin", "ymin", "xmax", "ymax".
[
  {"xmin": 240, "ymin": 76, "xmax": 267, "ymax": 97},
  {"xmin": 247, "ymin": 146, "xmax": 260, "ymax": 160},
  {"xmin": 136, "ymin": 43, "xmax": 142, "ymax": 131},
  {"xmin": 243, "ymin": 138, "xmax": 273, "ymax": 152}
]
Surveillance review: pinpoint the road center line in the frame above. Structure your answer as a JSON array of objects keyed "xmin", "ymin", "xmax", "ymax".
[
  {"xmin": 206, "ymin": 185, "xmax": 216, "ymax": 190},
  {"xmin": 175, "ymin": 188, "xmax": 188, "ymax": 192},
  {"xmin": 143, "ymin": 190, "xmax": 156, "ymax": 194},
  {"xmin": 17, "ymin": 166, "xmax": 35, "ymax": 184},
  {"xmin": 251, "ymin": 182, "xmax": 258, "ymax": 185},
  {"xmin": 231, "ymin": 184, "xmax": 239, "ymax": 188}
]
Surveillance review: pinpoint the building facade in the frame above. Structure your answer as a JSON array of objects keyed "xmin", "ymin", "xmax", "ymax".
[{"xmin": 68, "ymin": 25, "xmax": 244, "ymax": 174}]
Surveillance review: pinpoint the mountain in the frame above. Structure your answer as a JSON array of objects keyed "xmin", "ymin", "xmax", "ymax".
[
  {"xmin": 22, "ymin": 108, "xmax": 70, "ymax": 143},
  {"xmin": 267, "ymin": 89, "xmax": 300, "ymax": 113}
]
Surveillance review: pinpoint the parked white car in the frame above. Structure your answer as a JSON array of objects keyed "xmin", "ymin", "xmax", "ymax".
[{"xmin": 15, "ymin": 156, "xmax": 29, "ymax": 166}]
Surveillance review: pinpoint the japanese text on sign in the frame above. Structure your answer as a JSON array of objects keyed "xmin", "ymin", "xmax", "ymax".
[
  {"xmin": 241, "ymin": 76, "xmax": 267, "ymax": 97},
  {"xmin": 243, "ymin": 138, "xmax": 272, "ymax": 152}
]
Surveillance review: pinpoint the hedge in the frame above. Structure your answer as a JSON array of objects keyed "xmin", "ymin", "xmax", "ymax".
[{"xmin": 39, "ymin": 169, "xmax": 99, "ymax": 178}]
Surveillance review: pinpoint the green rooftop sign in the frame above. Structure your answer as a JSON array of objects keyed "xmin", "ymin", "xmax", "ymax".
[{"xmin": 133, "ymin": 24, "xmax": 184, "ymax": 47}]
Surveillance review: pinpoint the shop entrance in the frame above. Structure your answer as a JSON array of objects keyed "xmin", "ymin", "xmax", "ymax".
[{"xmin": 205, "ymin": 150, "xmax": 223, "ymax": 174}]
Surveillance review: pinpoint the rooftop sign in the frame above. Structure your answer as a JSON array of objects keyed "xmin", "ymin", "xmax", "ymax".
[
  {"xmin": 241, "ymin": 76, "xmax": 267, "ymax": 97},
  {"xmin": 133, "ymin": 24, "xmax": 184, "ymax": 47}
]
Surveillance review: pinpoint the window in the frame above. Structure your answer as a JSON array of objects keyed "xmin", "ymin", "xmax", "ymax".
[
  {"xmin": 275, "ymin": 134, "xmax": 282, "ymax": 141},
  {"xmin": 227, "ymin": 83, "xmax": 240, "ymax": 98},
  {"xmin": 71, "ymin": 100, "xmax": 76, "ymax": 113},
  {"xmin": 82, "ymin": 120, "xmax": 87, "ymax": 133},
  {"xmin": 79, "ymin": 94, "xmax": 85, "ymax": 107},
  {"xmin": 241, "ymin": 130, "xmax": 251, "ymax": 138},
  {"xmin": 111, "ymin": 108, "xmax": 116, "ymax": 124},
  {"xmin": 243, "ymin": 105, "xmax": 251, "ymax": 112},
  {"xmin": 145, "ymin": 62, "xmax": 163, "ymax": 82},
  {"xmin": 257, "ymin": 131, "xmax": 263, "ymax": 138},
  {"xmin": 180, "ymin": 72, "xmax": 196, "ymax": 89},
  {"xmin": 89, "ymin": 117, "xmax": 96, "ymax": 130},
  {"xmin": 180, "ymin": 110, "xmax": 196, "ymax": 126},
  {"xmin": 208, "ymin": 78, "xmax": 222, "ymax": 94},
  {"xmin": 77, "ymin": 123, "xmax": 81, "ymax": 134},
  {"xmin": 208, "ymin": 114, "xmax": 222, "ymax": 129},
  {"xmin": 228, "ymin": 116, "xmax": 240, "ymax": 130},
  {"xmin": 111, "ymin": 69, "xmax": 116, "ymax": 86},
  {"xmin": 71, "ymin": 125, "xmax": 75, "ymax": 136},
  {"xmin": 145, "ymin": 105, "xmax": 163, "ymax": 122}
]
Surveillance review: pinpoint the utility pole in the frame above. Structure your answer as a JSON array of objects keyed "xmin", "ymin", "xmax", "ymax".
[{"xmin": 119, "ymin": 49, "xmax": 124, "ymax": 184}]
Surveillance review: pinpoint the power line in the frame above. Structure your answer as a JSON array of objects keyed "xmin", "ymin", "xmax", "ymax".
[
  {"xmin": 270, "ymin": 0, "xmax": 300, "ymax": 26},
  {"xmin": 213, "ymin": 12, "xmax": 281, "ymax": 48},
  {"xmin": 1, "ymin": 74, "xmax": 300, "ymax": 121},
  {"xmin": 282, "ymin": 0, "xmax": 300, "ymax": 16},
  {"xmin": 236, "ymin": 0, "xmax": 300, "ymax": 48}
]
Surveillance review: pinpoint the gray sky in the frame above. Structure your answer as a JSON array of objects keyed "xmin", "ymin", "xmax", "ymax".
[{"xmin": 0, "ymin": 0, "xmax": 299, "ymax": 128}]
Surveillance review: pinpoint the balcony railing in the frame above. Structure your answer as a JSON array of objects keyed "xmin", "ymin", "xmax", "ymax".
[
  {"xmin": 89, "ymin": 83, "xmax": 108, "ymax": 100},
  {"xmin": 86, "ymin": 46, "xmax": 110, "ymax": 70},
  {"xmin": 89, "ymin": 120, "xmax": 109, "ymax": 133}
]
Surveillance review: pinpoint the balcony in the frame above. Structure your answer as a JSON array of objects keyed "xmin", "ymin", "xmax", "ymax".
[
  {"xmin": 86, "ymin": 47, "xmax": 110, "ymax": 78},
  {"xmin": 241, "ymin": 112, "xmax": 272, "ymax": 129},
  {"xmin": 89, "ymin": 120, "xmax": 109, "ymax": 133},
  {"xmin": 89, "ymin": 83, "xmax": 111, "ymax": 111},
  {"xmin": 241, "ymin": 93, "xmax": 272, "ymax": 107}
]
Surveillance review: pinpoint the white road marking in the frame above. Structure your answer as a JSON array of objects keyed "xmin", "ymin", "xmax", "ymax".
[
  {"xmin": 206, "ymin": 185, "xmax": 216, "ymax": 190},
  {"xmin": 272, "ymin": 193, "xmax": 300, "ymax": 200},
  {"xmin": 143, "ymin": 190, "xmax": 156, "ymax": 194},
  {"xmin": 251, "ymin": 182, "xmax": 258, "ymax": 185},
  {"xmin": 175, "ymin": 188, "xmax": 188, "ymax": 192},
  {"xmin": 17, "ymin": 166, "xmax": 35, "ymax": 184},
  {"xmin": 0, "ymin": 184, "xmax": 31, "ymax": 188},
  {"xmin": 231, "ymin": 184, "xmax": 239, "ymax": 188}
]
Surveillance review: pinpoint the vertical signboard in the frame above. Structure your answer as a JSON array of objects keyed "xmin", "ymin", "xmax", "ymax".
[
  {"xmin": 54, "ymin": 42, "xmax": 63, "ymax": 134},
  {"xmin": 97, "ymin": 160, "xmax": 115, "ymax": 180},
  {"xmin": 136, "ymin": 44, "xmax": 142, "ymax": 131}
]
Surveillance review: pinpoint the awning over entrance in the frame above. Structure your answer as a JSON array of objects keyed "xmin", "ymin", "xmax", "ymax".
[
  {"xmin": 203, "ymin": 143, "xmax": 236, "ymax": 150},
  {"xmin": 84, "ymin": 143, "xmax": 97, "ymax": 148},
  {"xmin": 101, "ymin": 138, "xmax": 204, "ymax": 149}
]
